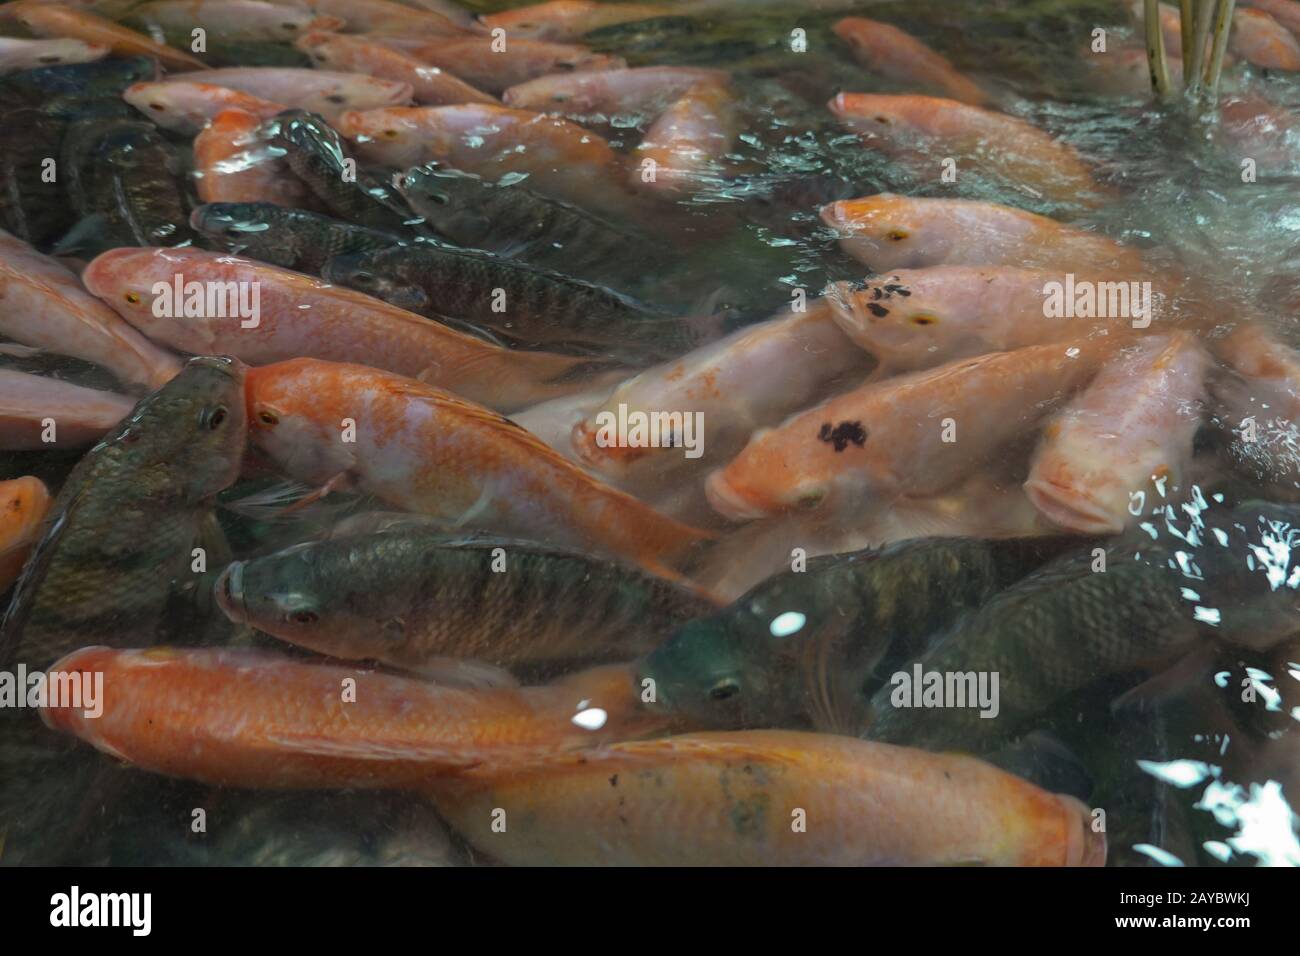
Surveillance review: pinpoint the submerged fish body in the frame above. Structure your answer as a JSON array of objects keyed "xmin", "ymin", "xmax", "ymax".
[
  {"xmin": 428, "ymin": 729, "xmax": 1105, "ymax": 866},
  {"xmin": 42, "ymin": 646, "xmax": 668, "ymax": 788},
  {"xmin": 0, "ymin": 108, "xmax": 72, "ymax": 246},
  {"xmin": 1026, "ymin": 333, "xmax": 1210, "ymax": 535},
  {"xmin": 830, "ymin": 92, "xmax": 1105, "ymax": 207},
  {"xmin": 642, "ymin": 535, "xmax": 1071, "ymax": 732},
  {"xmin": 0, "ymin": 1, "xmax": 208, "ymax": 71},
  {"xmin": 321, "ymin": 244, "xmax": 685, "ymax": 356},
  {"xmin": 480, "ymin": 1, "xmax": 677, "ymax": 42},
  {"xmin": 168, "ymin": 68, "xmax": 415, "ymax": 122},
  {"xmin": 193, "ymin": 107, "xmax": 313, "ymax": 207},
  {"xmin": 632, "ymin": 79, "xmax": 737, "ymax": 198},
  {"xmin": 0, "ymin": 476, "xmax": 51, "ymax": 592},
  {"xmin": 833, "ymin": 16, "xmax": 990, "ymax": 106},
  {"xmin": 381, "ymin": 36, "xmax": 626, "ymax": 95},
  {"xmin": 243, "ymin": 358, "xmax": 713, "ymax": 576},
  {"xmin": 295, "ymin": 31, "xmax": 496, "ymax": 107},
  {"xmin": 82, "ymin": 246, "xmax": 600, "ymax": 411},
  {"xmin": 192, "ymin": 201, "xmax": 405, "ymax": 273},
  {"xmin": 0, "ymin": 37, "xmax": 108, "ymax": 74},
  {"xmin": 503, "ymin": 65, "xmax": 726, "ymax": 116},
  {"xmin": 217, "ymin": 528, "xmax": 717, "ymax": 674},
  {"xmin": 130, "ymin": 0, "xmax": 345, "ymax": 44}
]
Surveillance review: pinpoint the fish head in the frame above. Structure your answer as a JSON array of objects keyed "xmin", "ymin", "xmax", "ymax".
[
  {"xmin": 82, "ymin": 248, "xmax": 220, "ymax": 353},
  {"xmin": 320, "ymin": 252, "xmax": 431, "ymax": 312},
  {"xmin": 245, "ymin": 360, "xmax": 359, "ymax": 486},
  {"xmin": 336, "ymin": 108, "xmax": 425, "ymax": 165},
  {"xmin": 638, "ymin": 612, "xmax": 794, "ymax": 729},
  {"xmin": 820, "ymin": 195, "xmax": 947, "ymax": 270},
  {"xmin": 105, "ymin": 354, "xmax": 248, "ymax": 503},
  {"xmin": 705, "ymin": 446, "xmax": 847, "ymax": 522},
  {"xmin": 396, "ymin": 165, "xmax": 493, "ymax": 242},
  {"xmin": 824, "ymin": 276, "xmax": 954, "ymax": 369},
  {"xmin": 214, "ymin": 547, "xmax": 364, "ymax": 658}
]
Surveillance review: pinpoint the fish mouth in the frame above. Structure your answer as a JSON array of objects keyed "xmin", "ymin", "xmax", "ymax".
[
  {"xmin": 704, "ymin": 470, "xmax": 770, "ymax": 522},
  {"xmin": 1023, "ymin": 478, "xmax": 1123, "ymax": 536},
  {"xmin": 214, "ymin": 562, "xmax": 247, "ymax": 624}
]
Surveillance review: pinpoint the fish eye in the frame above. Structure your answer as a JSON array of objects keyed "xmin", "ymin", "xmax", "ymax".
[
  {"xmin": 290, "ymin": 610, "xmax": 319, "ymax": 625},
  {"xmin": 796, "ymin": 490, "xmax": 825, "ymax": 509},
  {"xmin": 709, "ymin": 679, "xmax": 740, "ymax": 701},
  {"xmin": 886, "ymin": 229, "xmax": 908, "ymax": 242},
  {"xmin": 382, "ymin": 129, "xmax": 400, "ymax": 139},
  {"xmin": 148, "ymin": 102, "xmax": 165, "ymax": 111},
  {"xmin": 326, "ymin": 94, "xmax": 346, "ymax": 105},
  {"xmin": 910, "ymin": 314, "xmax": 939, "ymax": 326},
  {"xmin": 203, "ymin": 405, "xmax": 229, "ymax": 430},
  {"xmin": 257, "ymin": 410, "xmax": 280, "ymax": 426},
  {"xmin": 428, "ymin": 192, "xmax": 449, "ymax": 205},
  {"xmin": 874, "ymin": 115, "xmax": 889, "ymax": 124},
  {"xmin": 124, "ymin": 292, "xmax": 141, "ymax": 304}
]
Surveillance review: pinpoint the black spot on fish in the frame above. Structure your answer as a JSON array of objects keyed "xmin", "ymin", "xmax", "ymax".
[
  {"xmin": 325, "ymin": 94, "xmax": 346, "ymax": 104},
  {"xmin": 609, "ymin": 774, "xmax": 619, "ymax": 788},
  {"xmin": 818, "ymin": 421, "xmax": 868, "ymax": 452},
  {"xmin": 870, "ymin": 286, "xmax": 883, "ymax": 300},
  {"xmin": 867, "ymin": 302, "xmax": 889, "ymax": 318}
]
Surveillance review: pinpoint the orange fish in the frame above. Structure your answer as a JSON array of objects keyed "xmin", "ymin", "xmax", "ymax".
[
  {"xmin": 1233, "ymin": 7, "xmax": 1300, "ymax": 70},
  {"xmin": 245, "ymin": 358, "xmax": 713, "ymax": 576},
  {"xmin": 821, "ymin": 193, "xmax": 1146, "ymax": 273},
  {"xmin": 379, "ymin": 36, "xmax": 625, "ymax": 95},
  {"xmin": 1213, "ymin": 323, "xmax": 1300, "ymax": 429},
  {"xmin": 192, "ymin": 108, "xmax": 311, "ymax": 205},
  {"xmin": 294, "ymin": 31, "xmax": 496, "ymax": 106},
  {"xmin": 481, "ymin": 1, "xmax": 675, "ymax": 42},
  {"xmin": 0, "ymin": 476, "xmax": 51, "ymax": 591},
  {"xmin": 80, "ymin": 246, "xmax": 603, "ymax": 412},
  {"xmin": 632, "ymin": 80, "xmax": 736, "ymax": 198},
  {"xmin": 504, "ymin": 65, "xmax": 725, "ymax": 115},
  {"xmin": 41, "ymin": 646, "xmax": 670, "ymax": 789},
  {"xmin": 829, "ymin": 92, "xmax": 1106, "ymax": 207},
  {"xmin": 1, "ymin": 2, "xmax": 207, "ymax": 71},
  {"xmin": 336, "ymin": 103, "xmax": 635, "ymax": 215},
  {"xmin": 833, "ymin": 17, "xmax": 990, "ymax": 106},
  {"xmin": 428, "ymin": 730, "xmax": 1106, "ymax": 866},
  {"xmin": 124, "ymin": 80, "xmax": 286, "ymax": 135},
  {"xmin": 1026, "ymin": 333, "xmax": 1209, "ymax": 535},
  {"xmin": 1242, "ymin": 0, "xmax": 1300, "ymax": 38},
  {"xmin": 705, "ymin": 338, "xmax": 1114, "ymax": 521}
]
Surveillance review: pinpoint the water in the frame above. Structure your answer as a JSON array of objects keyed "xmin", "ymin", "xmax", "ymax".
[{"xmin": 0, "ymin": 0, "xmax": 1298, "ymax": 866}]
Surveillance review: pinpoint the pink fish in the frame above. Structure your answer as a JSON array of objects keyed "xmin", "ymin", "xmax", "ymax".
[
  {"xmin": 123, "ymin": 80, "xmax": 286, "ymax": 135},
  {"xmin": 167, "ymin": 68, "xmax": 413, "ymax": 121},
  {"xmin": 833, "ymin": 16, "xmax": 990, "ymax": 106},
  {"xmin": 0, "ymin": 36, "xmax": 107, "ymax": 72},
  {"xmin": 192, "ymin": 108, "xmax": 312, "ymax": 205},
  {"xmin": 632, "ymin": 80, "xmax": 736, "ymax": 198},
  {"xmin": 294, "ymin": 31, "xmax": 496, "ymax": 106},
  {"xmin": 1026, "ymin": 333, "xmax": 1209, "ymax": 534},
  {"xmin": 504, "ymin": 66, "xmax": 727, "ymax": 116},
  {"xmin": 0, "ymin": 369, "xmax": 134, "ymax": 450},
  {"xmin": 377, "ymin": 36, "xmax": 625, "ymax": 95}
]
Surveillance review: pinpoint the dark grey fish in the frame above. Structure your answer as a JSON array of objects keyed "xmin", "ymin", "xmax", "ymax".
[
  {"xmin": 638, "ymin": 535, "xmax": 1075, "ymax": 733},
  {"xmin": 0, "ymin": 109, "xmax": 71, "ymax": 247},
  {"xmin": 321, "ymin": 244, "xmax": 695, "ymax": 358},
  {"xmin": 0, "ymin": 56, "xmax": 156, "ymax": 110},
  {"xmin": 263, "ymin": 109, "xmax": 418, "ymax": 234},
  {"xmin": 190, "ymin": 202, "xmax": 407, "ymax": 274},
  {"xmin": 0, "ymin": 357, "xmax": 246, "ymax": 865},
  {"xmin": 216, "ymin": 527, "xmax": 716, "ymax": 677},
  {"xmin": 397, "ymin": 164, "xmax": 656, "ymax": 279}
]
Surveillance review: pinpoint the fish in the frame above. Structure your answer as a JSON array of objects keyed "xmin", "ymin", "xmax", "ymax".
[
  {"xmin": 244, "ymin": 358, "xmax": 713, "ymax": 576},
  {"xmin": 631, "ymin": 79, "xmax": 736, "ymax": 197},
  {"xmin": 191, "ymin": 201, "xmax": 405, "ymax": 273},
  {"xmin": 1232, "ymin": 7, "xmax": 1300, "ymax": 70},
  {"xmin": 480, "ymin": 1, "xmax": 677, "ymax": 42},
  {"xmin": 829, "ymin": 92, "xmax": 1105, "ymax": 208},
  {"xmin": 0, "ymin": 1, "xmax": 208, "ymax": 71},
  {"xmin": 822, "ymin": 267, "xmax": 1142, "ymax": 373},
  {"xmin": 1242, "ymin": 0, "xmax": 1300, "ymax": 38},
  {"xmin": 129, "ymin": 0, "xmax": 346, "ymax": 43},
  {"xmin": 81, "ymin": 246, "xmax": 606, "ymax": 411},
  {"xmin": 0, "ymin": 108, "xmax": 72, "ymax": 247},
  {"xmin": 705, "ymin": 338, "xmax": 1114, "ymax": 522},
  {"xmin": 1211, "ymin": 324, "xmax": 1300, "ymax": 482},
  {"xmin": 0, "ymin": 368, "xmax": 135, "ymax": 449},
  {"xmin": 284, "ymin": 0, "xmax": 475, "ymax": 37},
  {"xmin": 294, "ymin": 31, "xmax": 496, "ymax": 107},
  {"xmin": 376, "ymin": 36, "xmax": 626, "ymax": 95},
  {"xmin": 832, "ymin": 16, "xmax": 990, "ymax": 106},
  {"xmin": 1218, "ymin": 90, "xmax": 1300, "ymax": 172},
  {"xmin": 320, "ymin": 244, "xmax": 688, "ymax": 356},
  {"xmin": 820, "ymin": 194, "xmax": 1146, "ymax": 273},
  {"xmin": 123, "ymin": 80, "xmax": 286, "ymax": 134},
  {"xmin": 864, "ymin": 500, "xmax": 1300, "ymax": 753},
  {"xmin": 58, "ymin": 116, "xmax": 195, "ymax": 255},
  {"xmin": 427, "ymin": 729, "xmax": 1105, "ymax": 866},
  {"xmin": 215, "ymin": 527, "xmax": 717, "ymax": 675},
  {"xmin": 0, "ymin": 356, "xmax": 245, "ymax": 865},
  {"xmin": 1081, "ymin": 42, "xmax": 1184, "ymax": 98},
  {"xmin": 0, "ymin": 476, "xmax": 51, "ymax": 592},
  {"xmin": 193, "ymin": 108, "xmax": 313, "ymax": 206},
  {"xmin": 336, "ymin": 104, "xmax": 636, "ymax": 216},
  {"xmin": 263, "ymin": 109, "xmax": 418, "ymax": 233},
  {"xmin": 0, "ymin": 229, "xmax": 181, "ymax": 391},
  {"xmin": 167, "ymin": 68, "xmax": 414, "ymax": 122},
  {"xmin": 641, "ymin": 534, "xmax": 1071, "ymax": 733},
  {"xmin": 1025, "ymin": 333, "xmax": 1209, "ymax": 535},
  {"xmin": 395, "ymin": 163, "xmax": 647, "ymax": 278},
  {"xmin": 41, "ymin": 646, "xmax": 672, "ymax": 788},
  {"xmin": 565, "ymin": 299, "xmax": 867, "ymax": 486},
  {"xmin": 503, "ymin": 65, "xmax": 727, "ymax": 116},
  {"xmin": 0, "ymin": 37, "xmax": 107, "ymax": 73}
]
